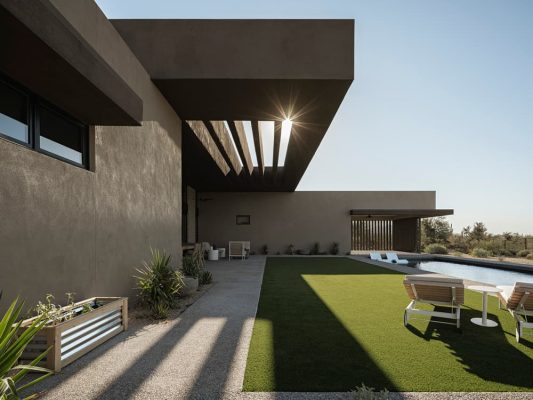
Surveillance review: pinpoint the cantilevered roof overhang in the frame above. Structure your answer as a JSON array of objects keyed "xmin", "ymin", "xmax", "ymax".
[
  {"xmin": 112, "ymin": 19, "xmax": 354, "ymax": 191},
  {"xmin": 350, "ymin": 209, "xmax": 454, "ymax": 220},
  {"xmin": 0, "ymin": 1, "xmax": 143, "ymax": 125}
]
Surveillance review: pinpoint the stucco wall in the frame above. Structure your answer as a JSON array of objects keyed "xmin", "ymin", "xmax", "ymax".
[
  {"xmin": 197, "ymin": 191, "xmax": 436, "ymax": 255},
  {"xmin": 0, "ymin": 1, "xmax": 182, "ymax": 312}
]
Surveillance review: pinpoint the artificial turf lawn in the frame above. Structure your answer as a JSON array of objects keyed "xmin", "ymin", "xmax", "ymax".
[{"xmin": 243, "ymin": 257, "xmax": 533, "ymax": 392}]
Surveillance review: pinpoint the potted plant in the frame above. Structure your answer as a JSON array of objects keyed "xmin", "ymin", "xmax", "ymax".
[
  {"xmin": 181, "ymin": 255, "xmax": 200, "ymax": 296},
  {"xmin": 20, "ymin": 293, "xmax": 128, "ymax": 372}
]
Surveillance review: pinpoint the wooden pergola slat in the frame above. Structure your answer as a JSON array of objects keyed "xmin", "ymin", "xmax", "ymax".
[
  {"xmin": 205, "ymin": 121, "xmax": 243, "ymax": 175},
  {"xmin": 226, "ymin": 120, "xmax": 254, "ymax": 175},
  {"xmin": 185, "ymin": 121, "xmax": 230, "ymax": 175},
  {"xmin": 272, "ymin": 120, "xmax": 281, "ymax": 174},
  {"xmin": 251, "ymin": 121, "xmax": 264, "ymax": 176}
]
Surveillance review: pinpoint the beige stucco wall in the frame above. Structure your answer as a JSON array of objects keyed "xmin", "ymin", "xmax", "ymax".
[
  {"xmin": 0, "ymin": 1, "xmax": 182, "ymax": 312},
  {"xmin": 197, "ymin": 191, "xmax": 436, "ymax": 255}
]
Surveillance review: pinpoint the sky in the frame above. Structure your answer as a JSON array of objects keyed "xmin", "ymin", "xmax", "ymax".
[{"xmin": 96, "ymin": 0, "xmax": 533, "ymax": 234}]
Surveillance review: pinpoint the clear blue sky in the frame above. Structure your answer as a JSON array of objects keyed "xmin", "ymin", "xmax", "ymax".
[{"xmin": 96, "ymin": 0, "xmax": 533, "ymax": 235}]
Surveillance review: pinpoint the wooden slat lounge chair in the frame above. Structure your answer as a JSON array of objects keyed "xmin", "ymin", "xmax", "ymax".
[
  {"xmin": 369, "ymin": 252, "xmax": 385, "ymax": 262},
  {"xmin": 386, "ymin": 252, "xmax": 409, "ymax": 264},
  {"xmin": 403, "ymin": 274, "xmax": 464, "ymax": 328},
  {"xmin": 496, "ymin": 282, "xmax": 533, "ymax": 342},
  {"xmin": 228, "ymin": 241, "xmax": 246, "ymax": 260}
]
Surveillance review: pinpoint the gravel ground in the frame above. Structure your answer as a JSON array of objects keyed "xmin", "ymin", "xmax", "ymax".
[{"xmin": 30, "ymin": 256, "xmax": 530, "ymax": 400}]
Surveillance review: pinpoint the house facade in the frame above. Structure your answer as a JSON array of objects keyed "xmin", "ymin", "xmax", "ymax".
[{"xmin": 0, "ymin": 0, "xmax": 451, "ymax": 310}]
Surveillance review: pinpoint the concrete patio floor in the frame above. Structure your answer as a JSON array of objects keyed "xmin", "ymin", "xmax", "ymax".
[{"xmin": 32, "ymin": 256, "xmax": 531, "ymax": 400}]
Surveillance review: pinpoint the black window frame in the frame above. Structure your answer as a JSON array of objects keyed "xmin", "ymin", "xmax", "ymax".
[
  {"xmin": 0, "ymin": 74, "xmax": 90, "ymax": 170},
  {"xmin": 0, "ymin": 77, "xmax": 32, "ymax": 148}
]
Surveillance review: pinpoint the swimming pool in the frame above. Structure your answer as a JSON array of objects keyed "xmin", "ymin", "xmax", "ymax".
[{"xmin": 410, "ymin": 260, "xmax": 533, "ymax": 287}]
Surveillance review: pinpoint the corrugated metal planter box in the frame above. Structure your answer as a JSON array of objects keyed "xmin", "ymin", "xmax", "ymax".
[{"xmin": 20, "ymin": 297, "xmax": 128, "ymax": 372}]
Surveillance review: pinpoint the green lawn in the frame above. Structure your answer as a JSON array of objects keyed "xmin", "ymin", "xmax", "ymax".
[{"xmin": 243, "ymin": 257, "xmax": 533, "ymax": 392}]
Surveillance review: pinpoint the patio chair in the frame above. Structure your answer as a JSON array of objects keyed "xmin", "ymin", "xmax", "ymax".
[
  {"xmin": 403, "ymin": 274, "xmax": 464, "ymax": 328},
  {"xmin": 386, "ymin": 252, "xmax": 409, "ymax": 264},
  {"xmin": 229, "ymin": 241, "xmax": 246, "ymax": 260},
  {"xmin": 369, "ymin": 252, "xmax": 385, "ymax": 262},
  {"xmin": 496, "ymin": 281, "xmax": 533, "ymax": 342}
]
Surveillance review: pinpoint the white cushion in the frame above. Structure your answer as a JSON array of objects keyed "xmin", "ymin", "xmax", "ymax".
[{"xmin": 497, "ymin": 285, "xmax": 514, "ymax": 302}]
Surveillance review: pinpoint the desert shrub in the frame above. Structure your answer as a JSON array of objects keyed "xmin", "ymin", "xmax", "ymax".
[
  {"xmin": 286, "ymin": 244, "xmax": 295, "ymax": 255},
  {"xmin": 182, "ymin": 255, "xmax": 200, "ymax": 278},
  {"xmin": 450, "ymin": 251, "xmax": 464, "ymax": 257},
  {"xmin": 424, "ymin": 243, "xmax": 448, "ymax": 254},
  {"xmin": 330, "ymin": 242, "xmax": 339, "ymax": 255},
  {"xmin": 494, "ymin": 248, "xmax": 513, "ymax": 257},
  {"xmin": 517, "ymin": 249, "xmax": 530, "ymax": 258},
  {"xmin": 471, "ymin": 247, "xmax": 490, "ymax": 258},
  {"xmin": 351, "ymin": 383, "xmax": 389, "ymax": 400},
  {"xmin": 135, "ymin": 248, "xmax": 184, "ymax": 319},
  {"xmin": 310, "ymin": 242, "xmax": 320, "ymax": 255},
  {"xmin": 199, "ymin": 270, "xmax": 213, "ymax": 285},
  {"xmin": 527, "ymin": 253, "xmax": 533, "ymax": 260}
]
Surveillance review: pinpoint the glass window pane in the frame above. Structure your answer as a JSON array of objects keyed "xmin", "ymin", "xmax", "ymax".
[
  {"xmin": 0, "ymin": 80, "xmax": 28, "ymax": 143},
  {"xmin": 39, "ymin": 105, "xmax": 84, "ymax": 164}
]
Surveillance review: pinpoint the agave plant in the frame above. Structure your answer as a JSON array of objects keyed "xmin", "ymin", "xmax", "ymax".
[
  {"xmin": 134, "ymin": 248, "xmax": 184, "ymax": 319},
  {"xmin": 1, "ymin": 295, "xmax": 52, "ymax": 400}
]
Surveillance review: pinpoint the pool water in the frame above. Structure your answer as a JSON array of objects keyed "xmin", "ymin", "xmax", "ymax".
[{"xmin": 410, "ymin": 260, "xmax": 533, "ymax": 287}]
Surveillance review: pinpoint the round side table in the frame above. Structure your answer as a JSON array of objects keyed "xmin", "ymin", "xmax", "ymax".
[{"xmin": 467, "ymin": 285, "xmax": 502, "ymax": 327}]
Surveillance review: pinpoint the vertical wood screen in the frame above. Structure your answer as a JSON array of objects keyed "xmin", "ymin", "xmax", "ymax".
[{"xmin": 351, "ymin": 218, "xmax": 393, "ymax": 251}]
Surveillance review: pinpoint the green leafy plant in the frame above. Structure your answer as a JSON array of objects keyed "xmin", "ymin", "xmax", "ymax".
[
  {"xmin": 199, "ymin": 270, "xmax": 213, "ymax": 285},
  {"xmin": 310, "ymin": 242, "xmax": 320, "ymax": 255},
  {"xmin": 424, "ymin": 243, "xmax": 448, "ymax": 255},
  {"xmin": 135, "ymin": 248, "xmax": 184, "ymax": 319},
  {"xmin": 471, "ymin": 247, "xmax": 490, "ymax": 258},
  {"xmin": 1, "ymin": 294, "xmax": 53, "ymax": 399},
  {"xmin": 350, "ymin": 383, "xmax": 389, "ymax": 399},
  {"xmin": 330, "ymin": 242, "xmax": 339, "ymax": 255},
  {"xmin": 181, "ymin": 255, "xmax": 200, "ymax": 278}
]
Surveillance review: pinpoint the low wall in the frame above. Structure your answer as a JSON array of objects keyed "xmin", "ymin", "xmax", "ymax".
[{"xmin": 197, "ymin": 191, "xmax": 436, "ymax": 255}]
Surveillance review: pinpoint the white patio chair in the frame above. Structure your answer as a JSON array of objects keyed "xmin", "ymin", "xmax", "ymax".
[
  {"xmin": 497, "ymin": 281, "xmax": 533, "ymax": 342},
  {"xmin": 386, "ymin": 252, "xmax": 409, "ymax": 264}
]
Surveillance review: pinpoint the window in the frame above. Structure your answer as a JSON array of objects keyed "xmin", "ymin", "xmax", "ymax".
[
  {"xmin": 236, "ymin": 215, "xmax": 251, "ymax": 225},
  {"xmin": 0, "ymin": 75, "xmax": 89, "ymax": 169},
  {"xmin": 0, "ymin": 80, "xmax": 29, "ymax": 144}
]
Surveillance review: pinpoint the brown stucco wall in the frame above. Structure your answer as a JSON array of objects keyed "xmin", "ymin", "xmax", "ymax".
[
  {"xmin": 0, "ymin": 1, "xmax": 182, "ymax": 312},
  {"xmin": 197, "ymin": 191, "xmax": 436, "ymax": 255}
]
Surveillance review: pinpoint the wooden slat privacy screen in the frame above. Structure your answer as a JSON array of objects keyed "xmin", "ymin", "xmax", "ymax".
[{"xmin": 351, "ymin": 218, "xmax": 393, "ymax": 251}]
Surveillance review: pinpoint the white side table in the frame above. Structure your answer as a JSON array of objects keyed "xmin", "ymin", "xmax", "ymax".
[
  {"xmin": 468, "ymin": 285, "xmax": 502, "ymax": 327},
  {"xmin": 218, "ymin": 248, "xmax": 226, "ymax": 258},
  {"xmin": 208, "ymin": 249, "xmax": 219, "ymax": 261}
]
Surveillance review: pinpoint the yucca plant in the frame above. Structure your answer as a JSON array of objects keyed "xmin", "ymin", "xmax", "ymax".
[
  {"xmin": 134, "ymin": 249, "xmax": 184, "ymax": 319},
  {"xmin": 1, "ymin": 295, "xmax": 53, "ymax": 400}
]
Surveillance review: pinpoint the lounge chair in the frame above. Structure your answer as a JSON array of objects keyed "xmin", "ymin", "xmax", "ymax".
[
  {"xmin": 386, "ymin": 252, "xmax": 409, "ymax": 264},
  {"xmin": 403, "ymin": 274, "xmax": 464, "ymax": 328},
  {"xmin": 369, "ymin": 252, "xmax": 386, "ymax": 262},
  {"xmin": 229, "ymin": 241, "xmax": 246, "ymax": 260},
  {"xmin": 496, "ymin": 282, "xmax": 533, "ymax": 342}
]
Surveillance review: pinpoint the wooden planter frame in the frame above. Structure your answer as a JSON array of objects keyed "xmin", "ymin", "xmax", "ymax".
[{"xmin": 20, "ymin": 297, "xmax": 128, "ymax": 372}]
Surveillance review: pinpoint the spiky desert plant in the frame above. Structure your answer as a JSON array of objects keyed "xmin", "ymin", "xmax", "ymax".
[
  {"xmin": 1, "ymin": 295, "xmax": 53, "ymax": 400},
  {"xmin": 134, "ymin": 249, "xmax": 184, "ymax": 319}
]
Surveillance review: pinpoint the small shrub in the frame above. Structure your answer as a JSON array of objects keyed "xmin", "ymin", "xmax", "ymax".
[
  {"xmin": 450, "ymin": 251, "xmax": 463, "ymax": 257},
  {"xmin": 261, "ymin": 245, "xmax": 269, "ymax": 255},
  {"xmin": 495, "ymin": 249, "xmax": 513, "ymax": 257},
  {"xmin": 182, "ymin": 255, "xmax": 200, "ymax": 278},
  {"xmin": 527, "ymin": 253, "xmax": 533, "ymax": 260},
  {"xmin": 135, "ymin": 248, "xmax": 184, "ymax": 319},
  {"xmin": 286, "ymin": 244, "xmax": 295, "ymax": 255},
  {"xmin": 310, "ymin": 242, "xmax": 320, "ymax": 255},
  {"xmin": 351, "ymin": 383, "xmax": 389, "ymax": 400},
  {"xmin": 330, "ymin": 242, "xmax": 339, "ymax": 255},
  {"xmin": 517, "ymin": 249, "xmax": 530, "ymax": 258},
  {"xmin": 424, "ymin": 243, "xmax": 448, "ymax": 254},
  {"xmin": 471, "ymin": 247, "xmax": 490, "ymax": 258},
  {"xmin": 199, "ymin": 270, "xmax": 213, "ymax": 285}
]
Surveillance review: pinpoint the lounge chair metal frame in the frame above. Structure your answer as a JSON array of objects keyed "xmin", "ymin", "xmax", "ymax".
[
  {"xmin": 499, "ymin": 288, "xmax": 533, "ymax": 343},
  {"xmin": 404, "ymin": 278, "xmax": 463, "ymax": 329}
]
